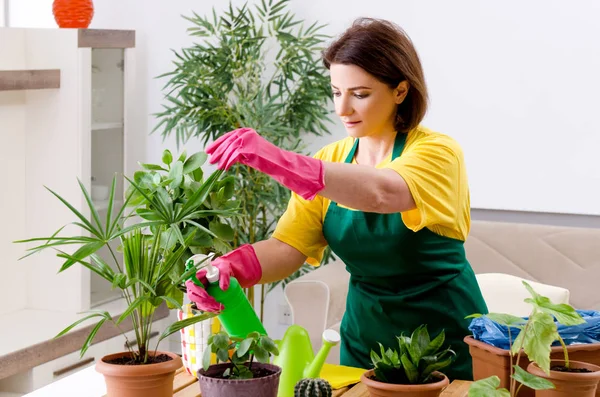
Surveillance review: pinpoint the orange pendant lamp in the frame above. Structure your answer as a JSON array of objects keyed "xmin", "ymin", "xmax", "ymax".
[{"xmin": 53, "ymin": 0, "xmax": 94, "ymax": 29}]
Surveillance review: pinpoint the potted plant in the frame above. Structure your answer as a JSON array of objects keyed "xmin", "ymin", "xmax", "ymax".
[
  {"xmin": 360, "ymin": 325, "xmax": 455, "ymax": 397},
  {"xmin": 15, "ymin": 150, "xmax": 239, "ymax": 397},
  {"xmin": 467, "ymin": 281, "xmax": 600, "ymax": 397},
  {"xmin": 197, "ymin": 330, "xmax": 281, "ymax": 397},
  {"xmin": 153, "ymin": 0, "xmax": 336, "ymax": 316}
]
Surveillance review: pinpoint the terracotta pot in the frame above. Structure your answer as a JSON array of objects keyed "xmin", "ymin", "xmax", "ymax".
[
  {"xmin": 527, "ymin": 360, "xmax": 600, "ymax": 397},
  {"xmin": 360, "ymin": 369, "xmax": 449, "ymax": 397},
  {"xmin": 52, "ymin": 0, "xmax": 94, "ymax": 28},
  {"xmin": 198, "ymin": 362, "xmax": 281, "ymax": 397},
  {"xmin": 465, "ymin": 336, "xmax": 600, "ymax": 397},
  {"xmin": 96, "ymin": 351, "xmax": 182, "ymax": 397}
]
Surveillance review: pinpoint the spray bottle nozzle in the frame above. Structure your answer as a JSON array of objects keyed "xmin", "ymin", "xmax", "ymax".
[{"xmin": 185, "ymin": 252, "xmax": 216, "ymax": 286}]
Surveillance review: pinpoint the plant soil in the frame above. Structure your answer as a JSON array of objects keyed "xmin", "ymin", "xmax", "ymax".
[
  {"xmin": 551, "ymin": 365, "xmax": 593, "ymax": 373},
  {"xmin": 104, "ymin": 354, "xmax": 173, "ymax": 366},
  {"xmin": 209, "ymin": 366, "xmax": 275, "ymax": 379}
]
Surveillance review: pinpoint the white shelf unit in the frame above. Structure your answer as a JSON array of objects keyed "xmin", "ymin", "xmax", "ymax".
[{"xmin": 0, "ymin": 26, "xmax": 138, "ymax": 360}]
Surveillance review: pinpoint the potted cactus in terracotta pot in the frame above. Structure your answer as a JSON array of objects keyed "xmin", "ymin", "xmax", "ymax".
[
  {"xmin": 198, "ymin": 330, "xmax": 281, "ymax": 397},
  {"xmin": 360, "ymin": 324, "xmax": 455, "ymax": 397},
  {"xmin": 467, "ymin": 281, "xmax": 600, "ymax": 397},
  {"xmin": 15, "ymin": 150, "xmax": 239, "ymax": 397}
]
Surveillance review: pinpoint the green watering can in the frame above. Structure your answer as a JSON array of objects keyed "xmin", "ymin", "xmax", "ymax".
[{"xmin": 273, "ymin": 325, "xmax": 341, "ymax": 397}]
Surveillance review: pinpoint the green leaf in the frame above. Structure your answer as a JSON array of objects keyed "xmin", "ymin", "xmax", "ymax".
[
  {"xmin": 139, "ymin": 163, "xmax": 167, "ymax": 171},
  {"xmin": 183, "ymin": 152, "xmax": 208, "ymax": 174},
  {"xmin": 512, "ymin": 365, "xmax": 555, "ymax": 390},
  {"xmin": 513, "ymin": 311, "xmax": 558, "ymax": 375},
  {"xmin": 486, "ymin": 313, "xmax": 527, "ymax": 327},
  {"xmin": 468, "ymin": 376, "xmax": 510, "ymax": 397},
  {"xmin": 168, "ymin": 161, "xmax": 184, "ymax": 190},
  {"xmin": 79, "ymin": 318, "xmax": 107, "ymax": 358},
  {"xmin": 209, "ymin": 221, "xmax": 234, "ymax": 240},
  {"xmin": 162, "ymin": 149, "xmax": 173, "ymax": 165},
  {"xmin": 400, "ymin": 353, "xmax": 418, "ymax": 384},
  {"xmin": 522, "ymin": 281, "xmax": 585, "ymax": 326},
  {"xmin": 213, "ymin": 332, "xmax": 230, "ymax": 350},
  {"xmin": 236, "ymin": 338, "xmax": 254, "ymax": 357},
  {"xmin": 116, "ymin": 296, "xmax": 151, "ymax": 324},
  {"xmin": 216, "ymin": 348, "xmax": 229, "ymax": 362},
  {"xmin": 58, "ymin": 241, "xmax": 105, "ymax": 272},
  {"xmin": 55, "ymin": 311, "xmax": 112, "ymax": 338},
  {"xmin": 202, "ymin": 344, "xmax": 212, "ymax": 370},
  {"xmin": 253, "ymin": 345, "xmax": 270, "ymax": 363},
  {"xmin": 259, "ymin": 336, "xmax": 279, "ymax": 356},
  {"xmin": 158, "ymin": 312, "xmax": 218, "ymax": 345},
  {"xmin": 422, "ymin": 329, "xmax": 445, "ymax": 357}
]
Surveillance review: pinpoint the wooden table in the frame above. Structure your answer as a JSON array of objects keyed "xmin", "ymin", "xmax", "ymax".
[{"xmin": 172, "ymin": 367, "xmax": 472, "ymax": 396}]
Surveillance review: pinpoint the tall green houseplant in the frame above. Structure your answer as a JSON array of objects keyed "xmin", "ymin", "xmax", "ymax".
[{"xmin": 154, "ymin": 0, "xmax": 335, "ymax": 314}]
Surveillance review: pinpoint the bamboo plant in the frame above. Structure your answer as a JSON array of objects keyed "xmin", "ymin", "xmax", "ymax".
[
  {"xmin": 15, "ymin": 151, "xmax": 239, "ymax": 363},
  {"xmin": 153, "ymin": 0, "xmax": 336, "ymax": 317}
]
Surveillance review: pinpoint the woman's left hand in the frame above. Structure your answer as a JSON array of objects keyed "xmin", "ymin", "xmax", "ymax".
[{"xmin": 206, "ymin": 128, "xmax": 326, "ymax": 200}]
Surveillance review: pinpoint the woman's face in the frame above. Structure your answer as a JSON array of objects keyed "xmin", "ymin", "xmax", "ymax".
[{"xmin": 330, "ymin": 63, "xmax": 408, "ymax": 138}]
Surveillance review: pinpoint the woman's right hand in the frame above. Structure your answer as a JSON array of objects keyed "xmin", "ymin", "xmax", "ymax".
[
  {"xmin": 185, "ymin": 280, "xmax": 223, "ymax": 313},
  {"xmin": 185, "ymin": 244, "xmax": 263, "ymax": 312}
]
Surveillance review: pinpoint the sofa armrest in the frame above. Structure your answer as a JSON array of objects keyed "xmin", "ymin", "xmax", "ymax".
[{"xmin": 476, "ymin": 273, "xmax": 570, "ymax": 317}]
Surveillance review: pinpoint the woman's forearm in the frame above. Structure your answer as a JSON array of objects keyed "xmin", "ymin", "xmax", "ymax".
[
  {"xmin": 319, "ymin": 162, "xmax": 416, "ymax": 214},
  {"xmin": 252, "ymin": 238, "xmax": 307, "ymax": 284}
]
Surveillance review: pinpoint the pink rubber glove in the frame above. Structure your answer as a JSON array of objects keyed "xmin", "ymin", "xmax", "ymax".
[
  {"xmin": 185, "ymin": 244, "xmax": 262, "ymax": 312},
  {"xmin": 206, "ymin": 128, "xmax": 325, "ymax": 200}
]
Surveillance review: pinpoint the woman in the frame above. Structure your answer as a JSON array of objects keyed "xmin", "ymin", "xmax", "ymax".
[{"xmin": 186, "ymin": 18, "xmax": 488, "ymax": 380}]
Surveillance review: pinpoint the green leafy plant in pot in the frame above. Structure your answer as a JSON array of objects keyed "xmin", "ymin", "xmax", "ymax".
[
  {"xmin": 467, "ymin": 281, "xmax": 600, "ymax": 397},
  {"xmin": 360, "ymin": 325, "xmax": 455, "ymax": 397},
  {"xmin": 197, "ymin": 330, "xmax": 281, "ymax": 397},
  {"xmin": 14, "ymin": 151, "xmax": 238, "ymax": 397},
  {"xmin": 153, "ymin": 0, "xmax": 335, "ymax": 317}
]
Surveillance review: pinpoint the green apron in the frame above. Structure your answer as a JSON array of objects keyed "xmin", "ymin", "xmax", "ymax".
[{"xmin": 321, "ymin": 132, "xmax": 488, "ymax": 381}]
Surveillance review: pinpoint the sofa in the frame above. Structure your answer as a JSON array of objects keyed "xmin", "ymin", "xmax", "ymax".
[{"xmin": 284, "ymin": 220, "xmax": 600, "ymax": 364}]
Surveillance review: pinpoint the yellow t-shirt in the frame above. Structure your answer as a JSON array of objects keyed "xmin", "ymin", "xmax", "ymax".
[{"xmin": 271, "ymin": 125, "xmax": 471, "ymax": 267}]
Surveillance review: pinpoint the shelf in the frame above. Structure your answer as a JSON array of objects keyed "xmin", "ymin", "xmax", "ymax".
[
  {"xmin": 78, "ymin": 29, "xmax": 135, "ymax": 49},
  {"xmin": 92, "ymin": 200, "xmax": 123, "ymax": 211},
  {"xmin": 91, "ymin": 122, "xmax": 123, "ymax": 131},
  {"xmin": 0, "ymin": 70, "xmax": 60, "ymax": 91}
]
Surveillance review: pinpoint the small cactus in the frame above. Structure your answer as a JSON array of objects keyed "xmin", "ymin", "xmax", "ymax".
[{"xmin": 294, "ymin": 378, "xmax": 332, "ymax": 397}]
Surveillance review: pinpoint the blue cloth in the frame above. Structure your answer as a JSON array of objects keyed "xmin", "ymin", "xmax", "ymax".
[{"xmin": 468, "ymin": 310, "xmax": 600, "ymax": 350}]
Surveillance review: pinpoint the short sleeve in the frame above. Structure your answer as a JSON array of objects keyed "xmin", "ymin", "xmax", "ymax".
[
  {"xmin": 272, "ymin": 192, "xmax": 328, "ymax": 267},
  {"xmin": 385, "ymin": 137, "xmax": 464, "ymax": 232}
]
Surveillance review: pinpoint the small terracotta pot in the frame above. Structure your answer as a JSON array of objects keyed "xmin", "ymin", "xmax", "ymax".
[
  {"xmin": 198, "ymin": 362, "xmax": 281, "ymax": 397},
  {"xmin": 96, "ymin": 351, "xmax": 182, "ymax": 397},
  {"xmin": 527, "ymin": 360, "xmax": 600, "ymax": 397},
  {"xmin": 52, "ymin": 0, "xmax": 94, "ymax": 28},
  {"xmin": 360, "ymin": 369, "xmax": 449, "ymax": 397}
]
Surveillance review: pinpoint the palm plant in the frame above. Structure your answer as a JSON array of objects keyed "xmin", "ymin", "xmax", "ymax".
[
  {"xmin": 153, "ymin": 0, "xmax": 335, "ymax": 317},
  {"xmin": 15, "ymin": 151, "xmax": 238, "ymax": 363}
]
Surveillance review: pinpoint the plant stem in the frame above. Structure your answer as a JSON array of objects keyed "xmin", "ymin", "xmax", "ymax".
[
  {"xmin": 511, "ymin": 320, "xmax": 532, "ymax": 396},
  {"xmin": 558, "ymin": 335, "xmax": 569, "ymax": 369}
]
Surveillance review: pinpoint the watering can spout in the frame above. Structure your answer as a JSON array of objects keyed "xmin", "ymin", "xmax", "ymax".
[
  {"xmin": 274, "ymin": 325, "xmax": 340, "ymax": 397},
  {"xmin": 303, "ymin": 329, "xmax": 341, "ymax": 378}
]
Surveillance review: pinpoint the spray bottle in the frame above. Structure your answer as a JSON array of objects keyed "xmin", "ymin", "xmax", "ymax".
[{"xmin": 186, "ymin": 253, "xmax": 267, "ymax": 338}]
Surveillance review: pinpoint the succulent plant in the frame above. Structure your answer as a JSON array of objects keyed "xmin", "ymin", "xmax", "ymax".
[
  {"xmin": 294, "ymin": 378, "xmax": 332, "ymax": 397},
  {"xmin": 370, "ymin": 325, "xmax": 455, "ymax": 384}
]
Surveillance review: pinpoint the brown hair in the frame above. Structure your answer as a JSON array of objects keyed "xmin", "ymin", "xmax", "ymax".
[{"xmin": 322, "ymin": 18, "xmax": 428, "ymax": 133}]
